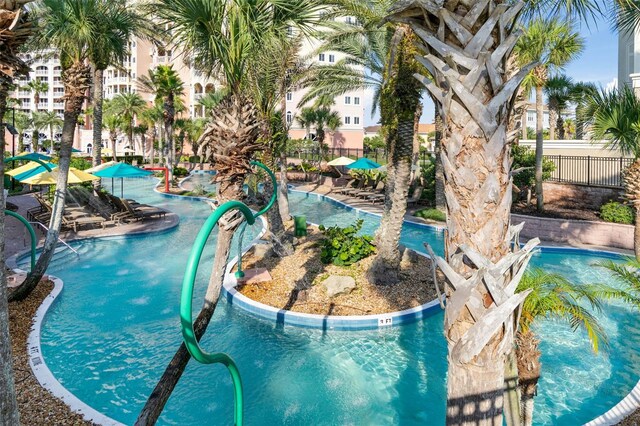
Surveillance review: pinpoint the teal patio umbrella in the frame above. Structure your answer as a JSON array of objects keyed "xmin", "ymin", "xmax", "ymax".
[
  {"xmin": 346, "ymin": 157, "xmax": 382, "ymax": 170},
  {"xmin": 13, "ymin": 163, "xmax": 58, "ymax": 182},
  {"xmin": 92, "ymin": 163, "xmax": 153, "ymax": 197},
  {"xmin": 17, "ymin": 152, "xmax": 52, "ymax": 162}
]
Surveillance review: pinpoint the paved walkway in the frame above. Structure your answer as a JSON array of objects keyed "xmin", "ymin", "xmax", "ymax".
[{"xmin": 5, "ymin": 192, "xmax": 179, "ymax": 260}]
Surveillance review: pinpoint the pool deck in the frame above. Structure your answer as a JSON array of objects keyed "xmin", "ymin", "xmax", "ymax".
[
  {"xmin": 292, "ymin": 183, "xmax": 634, "ymax": 257},
  {"xmin": 6, "ymin": 192, "xmax": 179, "ymax": 259}
]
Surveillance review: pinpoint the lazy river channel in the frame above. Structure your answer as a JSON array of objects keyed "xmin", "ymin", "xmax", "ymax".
[{"xmin": 19, "ymin": 175, "xmax": 638, "ymax": 425}]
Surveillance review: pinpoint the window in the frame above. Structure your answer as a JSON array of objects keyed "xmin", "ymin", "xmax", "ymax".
[
  {"xmin": 344, "ymin": 116, "xmax": 351, "ymax": 125},
  {"xmin": 286, "ymin": 111, "xmax": 292, "ymax": 124},
  {"xmin": 345, "ymin": 96, "xmax": 351, "ymax": 104},
  {"xmin": 318, "ymin": 53, "xmax": 325, "ymax": 62},
  {"xmin": 354, "ymin": 117, "xmax": 360, "ymax": 125},
  {"xmin": 286, "ymin": 92, "xmax": 292, "ymax": 101},
  {"xmin": 329, "ymin": 54, "xmax": 335, "ymax": 63},
  {"xmin": 354, "ymin": 97, "xmax": 360, "ymax": 105}
]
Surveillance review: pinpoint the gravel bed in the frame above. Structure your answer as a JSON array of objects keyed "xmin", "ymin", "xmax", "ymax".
[
  {"xmin": 8, "ymin": 280, "xmax": 94, "ymax": 425},
  {"xmin": 236, "ymin": 227, "xmax": 438, "ymax": 316}
]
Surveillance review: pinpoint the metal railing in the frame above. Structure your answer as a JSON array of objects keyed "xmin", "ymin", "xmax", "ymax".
[
  {"xmin": 28, "ymin": 221, "xmax": 79, "ymax": 256},
  {"xmin": 544, "ymin": 155, "xmax": 634, "ymax": 188}
]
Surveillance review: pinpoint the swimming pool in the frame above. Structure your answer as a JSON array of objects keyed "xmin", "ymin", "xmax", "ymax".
[{"xmin": 21, "ymin": 176, "xmax": 639, "ymax": 425}]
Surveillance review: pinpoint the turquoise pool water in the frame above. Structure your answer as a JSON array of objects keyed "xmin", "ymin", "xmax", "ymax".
[{"xmin": 23, "ymin": 176, "xmax": 639, "ymax": 425}]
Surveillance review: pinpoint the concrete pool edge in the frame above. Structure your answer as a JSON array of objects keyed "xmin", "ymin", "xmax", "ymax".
[{"xmin": 23, "ymin": 272, "xmax": 125, "ymax": 426}]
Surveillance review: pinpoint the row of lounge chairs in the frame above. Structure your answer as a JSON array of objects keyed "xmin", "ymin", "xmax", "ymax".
[
  {"xmin": 333, "ymin": 179, "xmax": 424, "ymax": 206},
  {"xmin": 27, "ymin": 188, "xmax": 167, "ymax": 233}
]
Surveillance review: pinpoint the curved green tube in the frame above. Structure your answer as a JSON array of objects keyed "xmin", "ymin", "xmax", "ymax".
[
  {"xmin": 5, "ymin": 210, "xmax": 36, "ymax": 271},
  {"xmin": 179, "ymin": 161, "xmax": 278, "ymax": 425}
]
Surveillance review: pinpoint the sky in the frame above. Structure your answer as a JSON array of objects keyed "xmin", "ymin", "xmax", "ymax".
[{"xmin": 364, "ymin": 14, "xmax": 619, "ymax": 126}]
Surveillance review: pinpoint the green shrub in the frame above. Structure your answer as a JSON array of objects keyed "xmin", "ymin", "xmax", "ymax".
[
  {"xmin": 173, "ymin": 167, "xmax": 189, "ymax": 177},
  {"xmin": 420, "ymin": 156, "xmax": 436, "ymax": 203},
  {"xmin": 318, "ymin": 220, "xmax": 375, "ymax": 266},
  {"xmin": 600, "ymin": 201, "xmax": 634, "ymax": 224},
  {"xmin": 70, "ymin": 157, "xmax": 92, "ymax": 170},
  {"xmin": 415, "ymin": 208, "xmax": 446, "ymax": 222},
  {"xmin": 511, "ymin": 145, "xmax": 555, "ymax": 189}
]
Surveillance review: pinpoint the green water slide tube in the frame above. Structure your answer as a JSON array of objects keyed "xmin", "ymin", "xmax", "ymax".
[{"xmin": 179, "ymin": 161, "xmax": 277, "ymax": 425}]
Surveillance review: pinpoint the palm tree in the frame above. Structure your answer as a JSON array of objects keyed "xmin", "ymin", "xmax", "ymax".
[
  {"xmin": 138, "ymin": 64, "xmax": 184, "ymax": 182},
  {"xmin": 110, "ymin": 92, "xmax": 147, "ymax": 155},
  {"xmin": 87, "ymin": 0, "xmax": 144, "ymax": 167},
  {"xmin": 544, "ymin": 74, "xmax": 574, "ymax": 139},
  {"xmin": 387, "ymin": 2, "xmax": 600, "ymax": 423},
  {"xmin": 23, "ymin": 79, "xmax": 49, "ymax": 109},
  {"xmin": 136, "ymin": 0, "xmax": 324, "ymax": 422},
  {"xmin": 516, "ymin": 269, "xmax": 606, "ymax": 426},
  {"xmin": 13, "ymin": 111, "xmax": 32, "ymax": 152},
  {"xmin": 586, "ymin": 85, "xmax": 640, "ymax": 259},
  {"xmin": 0, "ymin": 0, "xmax": 33, "ymax": 420},
  {"xmin": 597, "ymin": 258, "xmax": 640, "ymax": 307},
  {"xmin": 297, "ymin": 107, "xmax": 317, "ymax": 141},
  {"xmin": 103, "ymin": 101, "xmax": 123, "ymax": 161},
  {"xmin": 571, "ymin": 81, "xmax": 598, "ymax": 140},
  {"xmin": 10, "ymin": 0, "xmax": 95, "ymax": 302},
  {"xmin": 33, "ymin": 110, "xmax": 63, "ymax": 152},
  {"xmin": 138, "ymin": 104, "xmax": 163, "ymax": 165},
  {"xmin": 515, "ymin": 18, "xmax": 584, "ymax": 211},
  {"xmin": 197, "ymin": 90, "xmax": 227, "ymax": 116}
]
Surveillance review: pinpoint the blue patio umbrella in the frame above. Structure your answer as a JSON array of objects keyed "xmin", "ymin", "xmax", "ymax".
[
  {"xmin": 14, "ymin": 163, "xmax": 58, "ymax": 182},
  {"xmin": 92, "ymin": 163, "xmax": 153, "ymax": 197},
  {"xmin": 345, "ymin": 157, "xmax": 382, "ymax": 170},
  {"xmin": 17, "ymin": 152, "xmax": 52, "ymax": 162}
]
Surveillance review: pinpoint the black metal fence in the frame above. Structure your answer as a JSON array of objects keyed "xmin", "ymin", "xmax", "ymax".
[
  {"xmin": 543, "ymin": 155, "xmax": 634, "ymax": 188},
  {"xmin": 285, "ymin": 147, "xmax": 433, "ymax": 167}
]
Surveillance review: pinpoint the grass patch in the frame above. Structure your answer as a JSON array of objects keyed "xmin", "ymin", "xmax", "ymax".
[{"xmin": 415, "ymin": 208, "xmax": 446, "ymax": 222}]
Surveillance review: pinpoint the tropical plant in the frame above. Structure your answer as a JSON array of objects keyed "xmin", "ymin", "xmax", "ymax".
[
  {"xmin": 13, "ymin": 110, "xmax": 32, "ymax": 152},
  {"xmin": 87, "ymin": 0, "xmax": 144, "ymax": 167},
  {"xmin": 515, "ymin": 18, "xmax": 584, "ymax": 211},
  {"xmin": 0, "ymin": 0, "xmax": 33, "ymax": 420},
  {"xmin": 512, "ymin": 145, "xmax": 556, "ymax": 202},
  {"xmin": 138, "ymin": 64, "xmax": 185, "ymax": 181},
  {"xmin": 570, "ymin": 81, "xmax": 598, "ymax": 140},
  {"xmin": 364, "ymin": 135, "xmax": 385, "ymax": 151},
  {"xmin": 22, "ymin": 78, "xmax": 49, "ymax": 108},
  {"xmin": 10, "ymin": 0, "xmax": 94, "ymax": 302},
  {"xmin": 32, "ymin": 110, "xmax": 62, "ymax": 152},
  {"xmin": 138, "ymin": 104, "xmax": 163, "ymax": 166},
  {"xmin": 197, "ymin": 90, "xmax": 227, "ymax": 116},
  {"xmin": 597, "ymin": 258, "xmax": 640, "ymax": 308},
  {"xmin": 600, "ymin": 201, "xmax": 635, "ymax": 225},
  {"xmin": 110, "ymin": 92, "xmax": 147, "ymax": 155},
  {"xmin": 103, "ymin": 100, "xmax": 123, "ymax": 161},
  {"xmin": 386, "ymin": 2, "xmax": 600, "ymax": 423},
  {"xmin": 586, "ymin": 85, "xmax": 640, "ymax": 259},
  {"xmin": 136, "ymin": 0, "xmax": 325, "ymax": 422},
  {"xmin": 318, "ymin": 220, "xmax": 375, "ymax": 266},
  {"xmin": 516, "ymin": 269, "xmax": 607, "ymax": 426},
  {"xmin": 544, "ymin": 74, "xmax": 574, "ymax": 139}
]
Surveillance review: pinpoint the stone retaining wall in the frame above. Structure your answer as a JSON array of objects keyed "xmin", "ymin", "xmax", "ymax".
[
  {"xmin": 543, "ymin": 182, "xmax": 624, "ymax": 209},
  {"xmin": 511, "ymin": 213, "xmax": 633, "ymax": 250}
]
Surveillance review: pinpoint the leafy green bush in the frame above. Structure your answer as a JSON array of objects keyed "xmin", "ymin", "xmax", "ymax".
[
  {"xmin": 70, "ymin": 157, "xmax": 92, "ymax": 170},
  {"xmin": 364, "ymin": 135, "xmax": 385, "ymax": 150},
  {"xmin": 600, "ymin": 201, "xmax": 634, "ymax": 224},
  {"xmin": 173, "ymin": 167, "xmax": 189, "ymax": 177},
  {"xmin": 415, "ymin": 208, "xmax": 446, "ymax": 222},
  {"xmin": 511, "ymin": 145, "xmax": 555, "ymax": 189},
  {"xmin": 420, "ymin": 156, "xmax": 436, "ymax": 203},
  {"xmin": 318, "ymin": 220, "xmax": 375, "ymax": 266}
]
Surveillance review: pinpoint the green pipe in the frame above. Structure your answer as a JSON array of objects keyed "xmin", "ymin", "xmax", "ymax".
[
  {"xmin": 248, "ymin": 160, "xmax": 278, "ymax": 218},
  {"xmin": 5, "ymin": 210, "xmax": 36, "ymax": 271}
]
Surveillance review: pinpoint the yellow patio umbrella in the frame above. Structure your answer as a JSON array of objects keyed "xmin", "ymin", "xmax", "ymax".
[
  {"xmin": 102, "ymin": 148, "xmax": 114, "ymax": 156},
  {"xmin": 20, "ymin": 167, "xmax": 100, "ymax": 185},
  {"xmin": 85, "ymin": 160, "xmax": 119, "ymax": 173},
  {"xmin": 6, "ymin": 161, "xmax": 54, "ymax": 177}
]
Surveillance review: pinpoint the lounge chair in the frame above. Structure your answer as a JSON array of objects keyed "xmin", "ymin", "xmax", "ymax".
[
  {"xmin": 334, "ymin": 179, "xmax": 358, "ymax": 195},
  {"xmin": 120, "ymin": 198, "xmax": 167, "ymax": 220},
  {"xmin": 356, "ymin": 181, "xmax": 385, "ymax": 199},
  {"xmin": 406, "ymin": 186, "xmax": 424, "ymax": 207}
]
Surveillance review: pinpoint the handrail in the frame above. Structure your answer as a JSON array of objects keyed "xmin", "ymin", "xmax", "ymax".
[
  {"xmin": 28, "ymin": 221, "xmax": 79, "ymax": 256},
  {"xmin": 178, "ymin": 161, "xmax": 277, "ymax": 426},
  {"xmin": 5, "ymin": 210, "xmax": 36, "ymax": 271}
]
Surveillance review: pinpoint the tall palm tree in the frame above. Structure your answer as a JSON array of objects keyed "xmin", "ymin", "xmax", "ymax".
[
  {"xmin": 387, "ymin": 1, "xmax": 600, "ymax": 424},
  {"xmin": 136, "ymin": 0, "xmax": 324, "ymax": 422},
  {"xmin": 87, "ymin": 0, "xmax": 145, "ymax": 167},
  {"xmin": 10, "ymin": 0, "xmax": 95, "ymax": 301},
  {"xmin": 138, "ymin": 64, "xmax": 184, "ymax": 182},
  {"xmin": 103, "ymin": 100, "xmax": 123, "ymax": 161},
  {"xmin": 544, "ymin": 74, "xmax": 574, "ymax": 139},
  {"xmin": 110, "ymin": 92, "xmax": 147, "ymax": 155},
  {"xmin": 0, "ymin": 0, "xmax": 33, "ymax": 421},
  {"xmin": 586, "ymin": 85, "xmax": 640, "ymax": 259},
  {"xmin": 13, "ymin": 110, "xmax": 31, "ymax": 152},
  {"xmin": 138, "ymin": 104, "xmax": 162, "ymax": 165},
  {"xmin": 516, "ymin": 269, "xmax": 606, "ymax": 426},
  {"xmin": 515, "ymin": 18, "xmax": 584, "ymax": 211},
  {"xmin": 571, "ymin": 81, "xmax": 598, "ymax": 140},
  {"xmin": 23, "ymin": 79, "xmax": 49, "ymax": 109},
  {"xmin": 33, "ymin": 110, "xmax": 63, "ymax": 152}
]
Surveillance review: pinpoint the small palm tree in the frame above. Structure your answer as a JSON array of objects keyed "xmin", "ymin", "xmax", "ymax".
[
  {"xmin": 138, "ymin": 104, "xmax": 163, "ymax": 165},
  {"xmin": 138, "ymin": 64, "xmax": 185, "ymax": 181},
  {"xmin": 586, "ymin": 85, "xmax": 640, "ymax": 258},
  {"xmin": 110, "ymin": 92, "xmax": 147, "ymax": 155},
  {"xmin": 544, "ymin": 74, "xmax": 574, "ymax": 139},
  {"xmin": 23, "ymin": 79, "xmax": 49, "ymax": 109},
  {"xmin": 13, "ymin": 110, "xmax": 31, "ymax": 152},
  {"xmin": 597, "ymin": 258, "xmax": 640, "ymax": 307},
  {"xmin": 197, "ymin": 90, "xmax": 227, "ymax": 116},
  {"xmin": 515, "ymin": 18, "xmax": 585, "ymax": 211},
  {"xmin": 516, "ymin": 269, "xmax": 607, "ymax": 426},
  {"xmin": 103, "ymin": 101, "xmax": 123, "ymax": 161},
  {"xmin": 33, "ymin": 110, "xmax": 63, "ymax": 152}
]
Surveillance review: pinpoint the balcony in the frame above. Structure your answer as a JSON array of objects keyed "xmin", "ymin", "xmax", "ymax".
[
  {"xmin": 53, "ymin": 101, "xmax": 64, "ymax": 108},
  {"xmin": 37, "ymin": 102, "xmax": 48, "ymax": 109},
  {"xmin": 18, "ymin": 90, "xmax": 30, "ymax": 97},
  {"xmin": 35, "ymin": 69, "xmax": 48, "ymax": 76}
]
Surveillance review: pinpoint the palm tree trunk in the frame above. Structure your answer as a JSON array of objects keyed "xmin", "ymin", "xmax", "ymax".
[
  {"xmin": 410, "ymin": 104, "xmax": 423, "ymax": 185},
  {"xmin": 92, "ymin": 67, "xmax": 103, "ymax": 166},
  {"xmin": 535, "ymin": 85, "xmax": 544, "ymax": 211},
  {"xmin": 278, "ymin": 96, "xmax": 291, "ymax": 222},
  {"xmin": 261, "ymin": 147, "xmax": 293, "ymax": 257},
  {"xmin": 548, "ymin": 109, "xmax": 557, "ymax": 140},
  {"xmin": 557, "ymin": 116, "xmax": 565, "ymax": 140},
  {"xmin": 18, "ymin": 133, "xmax": 24, "ymax": 152},
  {"xmin": 504, "ymin": 350, "xmax": 521, "ymax": 426},
  {"xmin": 369, "ymin": 26, "xmax": 421, "ymax": 285},
  {"xmin": 164, "ymin": 97, "xmax": 174, "ymax": 185},
  {"xmin": 635, "ymin": 207, "xmax": 640, "ymax": 260},
  {"xmin": 516, "ymin": 330, "xmax": 541, "ymax": 426},
  {"xmin": 111, "ymin": 133, "xmax": 117, "ymax": 162},
  {"xmin": 10, "ymin": 62, "xmax": 90, "ymax": 301},
  {"xmin": 434, "ymin": 103, "xmax": 445, "ymax": 212},
  {"xmin": 0, "ymin": 79, "xmax": 20, "ymax": 425}
]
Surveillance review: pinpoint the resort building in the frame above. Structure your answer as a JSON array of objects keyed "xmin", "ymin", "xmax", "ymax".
[{"xmin": 619, "ymin": 27, "xmax": 640, "ymax": 91}]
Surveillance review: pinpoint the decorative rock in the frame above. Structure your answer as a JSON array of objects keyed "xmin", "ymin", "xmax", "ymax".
[
  {"xmin": 322, "ymin": 275, "xmax": 356, "ymax": 298},
  {"xmin": 7, "ymin": 273, "xmax": 27, "ymax": 288},
  {"xmin": 237, "ymin": 268, "xmax": 272, "ymax": 285}
]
